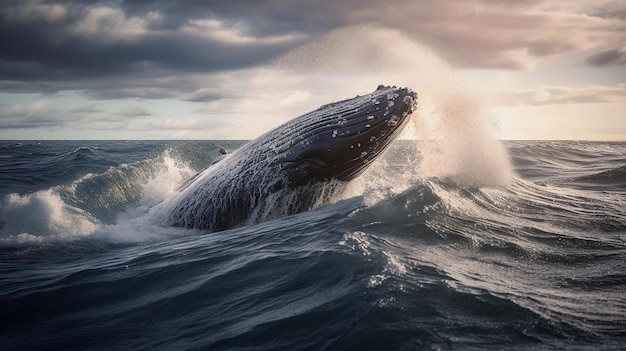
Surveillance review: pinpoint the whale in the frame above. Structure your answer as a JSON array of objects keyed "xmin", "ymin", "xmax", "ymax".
[{"xmin": 158, "ymin": 85, "xmax": 417, "ymax": 231}]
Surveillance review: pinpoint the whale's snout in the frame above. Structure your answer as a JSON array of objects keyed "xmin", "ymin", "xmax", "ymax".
[{"xmin": 285, "ymin": 85, "xmax": 417, "ymax": 185}]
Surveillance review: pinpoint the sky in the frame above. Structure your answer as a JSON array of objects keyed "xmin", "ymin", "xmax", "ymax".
[{"xmin": 0, "ymin": 0, "xmax": 624, "ymax": 140}]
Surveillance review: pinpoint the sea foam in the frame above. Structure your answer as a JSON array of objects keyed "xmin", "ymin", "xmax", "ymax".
[
  {"xmin": 1, "ymin": 190, "xmax": 98, "ymax": 243},
  {"xmin": 0, "ymin": 149, "xmax": 195, "ymax": 245}
]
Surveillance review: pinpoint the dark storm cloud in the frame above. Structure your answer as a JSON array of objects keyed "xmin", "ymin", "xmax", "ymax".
[
  {"xmin": 0, "ymin": 1, "xmax": 306, "ymax": 79},
  {"xmin": 119, "ymin": 0, "xmax": 347, "ymax": 35},
  {"xmin": 0, "ymin": 0, "xmax": 625, "ymax": 101},
  {"xmin": 0, "ymin": 0, "xmax": 317, "ymax": 101}
]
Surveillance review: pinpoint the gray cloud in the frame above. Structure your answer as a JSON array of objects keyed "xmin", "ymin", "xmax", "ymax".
[
  {"xmin": 140, "ymin": 117, "xmax": 227, "ymax": 131},
  {"xmin": 347, "ymin": 0, "xmax": 626, "ymax": 70},
  {"xmin": 0, "ymin": 99, "xmax": 83, "ymax": 129},
  {"xmin": 71, "ymin": 105, "xmax": 104, "ymax": 114},
  {"xmin": 0, "ymin": 1, "xmax": 308, "ymax": 81},
  {"xmin": 0, "ymin": 0, "xmax": 624, "ymax": 101},
  {"xmin": 488, "ymin": 84, "xmax": 626, "ymax": 106},
  {"xmin": 0, "ymin": 98, "xmax": 151, "ymax": 130},
  {"xmin": 585, "ymin": 48, "xmax": 626, "ymax": 67},
  {"xmin": 118, "ymin": 0, "xmax": 348, "ymax": 36},
  {"xmin": 117, "ymin": 105, "xmax": 152, "ymax": 117}
]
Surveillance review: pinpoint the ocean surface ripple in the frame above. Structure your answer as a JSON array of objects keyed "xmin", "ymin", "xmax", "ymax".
[{"xmin": 1, "ymin": 140, "xmax": 625, "ymax": 350}]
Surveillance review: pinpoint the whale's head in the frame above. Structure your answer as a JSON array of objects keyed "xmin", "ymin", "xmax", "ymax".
[{"xmin": 284, "ymin": 85, "xmax": 417, "ymax": 186}]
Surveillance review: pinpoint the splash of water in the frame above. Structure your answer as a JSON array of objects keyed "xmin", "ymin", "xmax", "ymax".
[
  {"xmin": 0, "ymin": 150, "xmax": 195, "ymax": 244},
  {"xmin": 277, "ymin": 25, "xmax": 512, "ymax": 188},
  {"xmin": 214, "ymin": 24, "xmax": 512, "ymax": 190},
  {"xmin": 1, "ymin": 190, "xmax": 99, "ymax": 243}
]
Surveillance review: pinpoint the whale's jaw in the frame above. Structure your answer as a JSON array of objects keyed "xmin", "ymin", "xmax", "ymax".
[{"xmin": 284, "ymin": 85, "xmax": 417, "ymax": 186}]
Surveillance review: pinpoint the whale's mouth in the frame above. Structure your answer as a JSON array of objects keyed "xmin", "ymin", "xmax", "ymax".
[{"xmin": 285, "ymin": 85, "xmax": 417, "ymax": 186}]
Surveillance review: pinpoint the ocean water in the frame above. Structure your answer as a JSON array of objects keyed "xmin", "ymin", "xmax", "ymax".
[{"xmin": 0, "ymin": 140, "xmax": 625, "ymax": 350}]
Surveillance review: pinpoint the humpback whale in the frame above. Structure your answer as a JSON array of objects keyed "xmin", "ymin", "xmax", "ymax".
[{"xmin": 159, "ymin": 85, "xmax": 417, "ymax": 231}]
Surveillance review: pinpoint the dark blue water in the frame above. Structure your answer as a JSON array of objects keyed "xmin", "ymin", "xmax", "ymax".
[{"xmin": 1, "ymin": 140, "xmax": 625, "ymax": 350}]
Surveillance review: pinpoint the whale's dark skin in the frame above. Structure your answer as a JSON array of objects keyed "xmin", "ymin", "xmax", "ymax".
[{"xmin": 159, "ymin": 85, "xmax": 417, "ymax": 231}]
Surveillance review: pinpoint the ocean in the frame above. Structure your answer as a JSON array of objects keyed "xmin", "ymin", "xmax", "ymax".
[{"xmin": 0, "ymin": 140, "xmax": 624, "ymax": 350}]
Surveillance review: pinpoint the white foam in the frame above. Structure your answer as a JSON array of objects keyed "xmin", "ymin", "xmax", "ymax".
[
  {"xmin": 97, "ymin": 150, "xmax": 197, "ymax": 242},
  {"xmin": 139, "ymin": 150, "xmax": 195, "ymax": 208},
  {"xmin": 0, "ymin": 149, "xmax": 197, "ymax": 246},
  {"xmin": 1, "ymin": 190, "xmax": 99, "ymax": 243}
]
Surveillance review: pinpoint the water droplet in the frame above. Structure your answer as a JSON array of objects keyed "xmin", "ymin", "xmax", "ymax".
[{"xmin": 387, "ymin": 115, "xmax": 399, "ymax": 127}]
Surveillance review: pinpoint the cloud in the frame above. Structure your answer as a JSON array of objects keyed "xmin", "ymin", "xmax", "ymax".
[
  {"xmin": 181, "ymin": 19, "xmax": 306, "ymax": 45},
  {"xmin": 117, "ymin": 105, "xmax": 152, "ymax": 117},
  {"xmin": 141, "ymin": 118, "xmax": 226, "ymax": 131},
  {"xmin": 585, "ymin": 47, "xmax": 626, "ymax": 67},
  {"xmin": 0, "ymin": 97, "xmax": 153, "ymax": 130},
  {"xmin": 71, "ymin": 104, "xmax": 104, "ymax": 114},
  {"xmin": 0, "ymin": 1, "xmax": 308, "ymax": 83},
  {"xmin": 346, "ymin": 0, "xmax": 626, "ymax": 70},
  {"xmin": 119, "ymin": 0, "xmax": 347, "ymax": 36},
  {"xmin": 2, "ymin": 1, "xmax": 67, "ymax": 24},
  {"xmin": 488, "ymin": 84, "xmax": 626, "ymax": 106},
  {"xmin": 67, "ymin": 6, "xmax": 156, "ymax": 44},
  {"xmin": 0, "ymin": 99, "xmax": 82, "ymax": 129},
  {"xmin": 0, "ymin": 0, "xmax": 624, "ymax": 104}
]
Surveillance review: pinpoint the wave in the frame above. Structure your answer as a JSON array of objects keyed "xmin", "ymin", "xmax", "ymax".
[
  {"xmin": 507, "ymin": 141, "xmax": 626, "ymax": 184},
  {"xmin": 0, "ymin": 142, "xmax": 129, "ymax": 198},
  {"xmin": 1, "ymin": 141, "xmax": 625, "ymax": 349},
  {"xmin": 0, "ymin": 150, "xmax": 195, "ymax": 245},
  {"xmin": 4, "ymin": 140, "xmax": 623, "ymax": 247},
  {"xmin": 342, "ymin": 177, "xmax": 626, "ymax": 340},
  {"xmin": 574, "ymin": 165, "xmax": 626, "ymax": 189}
]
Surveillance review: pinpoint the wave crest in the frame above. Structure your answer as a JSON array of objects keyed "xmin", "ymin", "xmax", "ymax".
[{"xmin": 0, "ymin": 149, "xmax": 195, "ymax": 245}]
